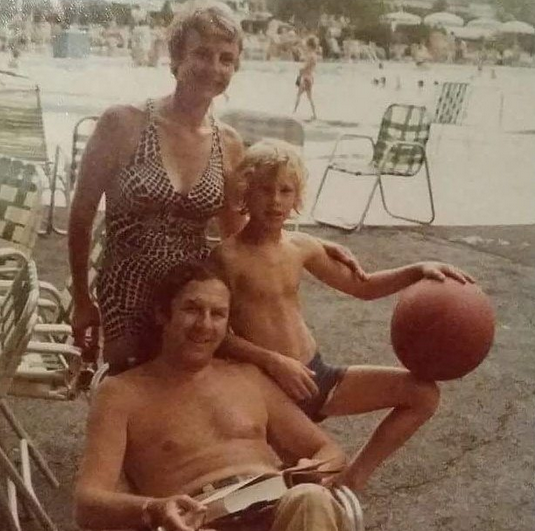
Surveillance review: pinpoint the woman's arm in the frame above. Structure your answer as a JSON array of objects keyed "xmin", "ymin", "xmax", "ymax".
[{"xmin": 68, "ymin": 105, "xmax": 140, "ymax": 347}]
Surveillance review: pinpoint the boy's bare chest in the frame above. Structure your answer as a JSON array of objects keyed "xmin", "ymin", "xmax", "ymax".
[{"xmin": 229, "ymin": 247, "xmax": 302, "ymax": 298}]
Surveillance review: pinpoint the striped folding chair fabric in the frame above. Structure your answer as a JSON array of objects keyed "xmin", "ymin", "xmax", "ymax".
[
  {"xmin": 332, "ymin": 486, "xmax": 365, "ymax": 531},
  {"xmin": 0, "ymin": 70, "xmax": 64, "ymax": 236},
  {"xmin": 0, "ymin": 157, "xmax": 44, "ymax": 255},
  {"xmin": 0, "ymin": 249, "xmax": 59, "ymax": 531},
  {"xmin": 433, "ymin": 82, "xmax": 471, "ymax": 126},
  {"xmin": 0, "ymin": 72, "xmax": 49, "ymax": 165},
  {"xmin": 312, "ymin": 103, "xmax": 435, "ymax": 231},
  {"xmin": 45, "ymin": 114, "xmax": 99, "ymax": 236}
]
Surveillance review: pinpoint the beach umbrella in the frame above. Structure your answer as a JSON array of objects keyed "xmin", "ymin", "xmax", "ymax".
[
  {"xmin": 466, "ymin": 17, "xmax": 501, "ymax": 31},
  {"xmin": 500, "ymin": 20, "xmax": 535, "ymax": 35},
  {"xmin": 382, "ymin": 11, "xmax": 422, "ymax": 26},
  {"xmin": 424, "ymin": 12, "xmax": 464, "ymax": 28}
]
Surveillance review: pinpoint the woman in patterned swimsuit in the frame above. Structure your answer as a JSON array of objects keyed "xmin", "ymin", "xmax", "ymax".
[
  {"xmin": 68, "ymin": 3, "xmax": 362, "ymax": 383},
  {"xmin": 68, "ymin": 4, "xmax": 248, "ymax": 374}
]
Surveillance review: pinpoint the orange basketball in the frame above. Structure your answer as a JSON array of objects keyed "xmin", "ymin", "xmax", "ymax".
[{"xmin": 391, "ymin": 278, "xmax": 495, "ymax": 381}]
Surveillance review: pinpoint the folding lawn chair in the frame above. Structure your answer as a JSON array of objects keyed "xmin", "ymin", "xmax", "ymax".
[
  {"xmin": 431, "ymin": 81, "xmax": 471, "ymax": 153},
  {"xmin": 54, "ymin": 115, "xmax": 99, "ymax": 235},
  {"xmin": 9, "ymin": 216, "xmax": 106, "ymax": 400},
  {"xmin": 312, "ymin": 103, "xmax": 435, "ymax": 231},
  {"xmin": 219, "ymin": 109, "xmax": 306, "ymax": 230},
  {"xmin": 432, "ymin": 81, "xmax": 471, "ymax": 126},
  {"xmin": 0, "ymin": 157, "xmax": 44, "ymax": 256},
  {"xmin": 0, "ymin": 249, "xmax": 59, "ymax": 531},
  {"xmin": 0, "ymin": 70, "xmax": 63, "ymax": 236}
]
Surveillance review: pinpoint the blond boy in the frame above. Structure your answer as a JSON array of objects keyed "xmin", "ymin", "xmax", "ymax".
[{"xmin": 211, "ymin": 139, "xmax": 474, "ymax": 492}]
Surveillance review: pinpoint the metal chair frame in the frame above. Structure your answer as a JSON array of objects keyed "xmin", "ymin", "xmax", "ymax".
[
  {"xmin": 0, "ymin": 249, "xmax": 59, "ymax": 531},
  {"xmin": 312, "ymin": 104, "xmax": 435, "ymax": 231}
]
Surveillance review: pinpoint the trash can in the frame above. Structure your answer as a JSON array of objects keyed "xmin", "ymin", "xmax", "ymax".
[{"xmin": 52, "ymin": 28, "xmax": 90, "ymax": 58}]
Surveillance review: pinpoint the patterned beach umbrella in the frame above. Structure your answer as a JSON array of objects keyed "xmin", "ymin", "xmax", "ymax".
[
  {"xmin": 424, "ymin": 12, "xmax": 464, "ymax": 28},
  {"xmin": 382, "ymin": 11, "xmax": 422, "ymax": 26},
  {"xmin": 500, "ymin": 20, "xmax": 535, "ymax": 35},
  {"xmin": 466, "ymin": 17, "xmax": 501, "ymax": 31}
]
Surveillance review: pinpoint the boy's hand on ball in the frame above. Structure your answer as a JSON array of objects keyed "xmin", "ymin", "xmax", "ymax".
[{"xmin": 419, "ymin": 262, "xmax": 475, "ymax": 284}]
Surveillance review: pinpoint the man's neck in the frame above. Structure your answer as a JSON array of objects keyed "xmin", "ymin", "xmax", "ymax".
[{"xmin": 149, "ymin": 349, "xmax": 213, "ymax": 380}]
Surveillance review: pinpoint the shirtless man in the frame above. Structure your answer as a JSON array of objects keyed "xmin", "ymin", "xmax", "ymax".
[
  {"xmin": 75, "ymin": 264, "xmax": 357, "ymax": 531},
  {"xmin": 211, "ymin": 139, "xmax": 475, "ymax": 492}
]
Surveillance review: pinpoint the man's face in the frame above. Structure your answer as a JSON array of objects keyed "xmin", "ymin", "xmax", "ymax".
[
  {"xmin": 174, "ymin": 29, "xmax": 240, "ymax": 98},
  {"xmin": 246, "ymin": 167, "xmax": 298, "ymax": 229},
  {"xmin": 160, "ymin": 279, "xmax": 230, "ymax": 369}
]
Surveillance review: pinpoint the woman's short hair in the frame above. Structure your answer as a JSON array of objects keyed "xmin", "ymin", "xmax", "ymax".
[
  {"xmin": 234, "ymin": 139, "xmax": 307, "ymax": 214},
  {"xmin": 167, "ymin": 1, "xmax": 243, "ymax": 68}
]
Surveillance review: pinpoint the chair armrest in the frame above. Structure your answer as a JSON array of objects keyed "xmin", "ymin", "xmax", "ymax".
[
  {"xmin": 26, "ymin": 341, "xmax": 81, "ymax": 359},
  {"xmin": 33, "ymin": 323, "xmax": 72, "ymax": 336},
  {"xmin": 328, "ymin": 133, "xmax": 376, "ymax": 165}
]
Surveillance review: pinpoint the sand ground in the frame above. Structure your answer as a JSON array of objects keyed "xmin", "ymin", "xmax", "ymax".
[{"xmin": 1, "ymin": 218, "xmax": 533, "ymax": 531}]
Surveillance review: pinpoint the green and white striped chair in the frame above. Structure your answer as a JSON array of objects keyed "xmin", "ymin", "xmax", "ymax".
[
  {"xmin": 433, "ymin": 81, "xmax": 471, "ymax": 126},
  {"xmin": 0, "ymin": 249, "xmax": 59, "ymax": 531},
  {"xmin": 0, "ymin": 70, "xmax": 63, "ymax": 236},
  {"xmin": 431, "ymin": 81, "xmax": 472, "ymax": 154},
  {"xmin": 0, "ymin": 156, "xmax": 44, "ymax": 256},
  {"xmin": 312, "ymin": 103, "xmax": 435, "ymax": 231}
]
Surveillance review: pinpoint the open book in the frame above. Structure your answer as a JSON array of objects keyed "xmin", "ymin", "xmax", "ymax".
[{"xmin": 200, "ymin": 462, "xmax": 341, "ymax": 524}]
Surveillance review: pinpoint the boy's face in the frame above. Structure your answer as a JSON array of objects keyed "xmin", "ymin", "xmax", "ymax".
[{"xmin": 246, "ymin": 166, "xmax": 298, "ymax": 228}]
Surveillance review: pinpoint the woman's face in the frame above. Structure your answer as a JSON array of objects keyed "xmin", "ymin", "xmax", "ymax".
[{"xmin": 174, "ymin": 29, "xmax": 240, "ymax": 99}]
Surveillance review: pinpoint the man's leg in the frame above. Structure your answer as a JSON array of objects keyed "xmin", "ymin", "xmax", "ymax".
[
  {"xmin": 320, "ymin": 366, "xmax": 440, "ymax": 491},
  {"xmin": 270, "ymin": 484, "xmax": 353, "ymax": 531}
]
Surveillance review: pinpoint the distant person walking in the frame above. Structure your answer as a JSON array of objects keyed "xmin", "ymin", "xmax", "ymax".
[{"xmin": 293, "ymin": 36, "xmax": 318, "ymax": 120}]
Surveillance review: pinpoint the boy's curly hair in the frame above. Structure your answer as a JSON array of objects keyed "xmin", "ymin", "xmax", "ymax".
[{"xmin": 234, "ymin": 139, "xmax": 307, "ymax": 214}]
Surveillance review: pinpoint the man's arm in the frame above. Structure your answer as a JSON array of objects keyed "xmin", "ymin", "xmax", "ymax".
[
  {"xmin": 75, "ymin": 378, "xmax": 149, "ymax": 529},
  {"xmin": 251, "ymin": 367, "xmax": 346, "ymax": 470},
  {"xmin": 300, "ymin": 234, "xmax": 473, "ymax": 301},
  {"xmin": 75, "ymin": 379, "xmax": 207, "ymax": 531}
]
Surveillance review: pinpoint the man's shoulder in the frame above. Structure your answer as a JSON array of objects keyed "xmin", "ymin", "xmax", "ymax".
[{"xmin": 94, "ymin": 368, "xmax": 148, "ymax": 404}]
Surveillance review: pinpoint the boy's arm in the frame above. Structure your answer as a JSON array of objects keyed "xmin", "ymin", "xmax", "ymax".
[
  {"xmin": 218, "ymin": 333, "xmax": 319, "ymax": 401},
  {"xmin": 209, "ymin": 246, "xmax": 318, "ymax": 402},
  {"xmin": 301, "ymin": 234, "xmax": 473, "ymax": 301}
]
